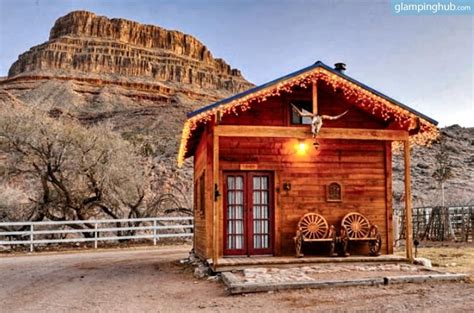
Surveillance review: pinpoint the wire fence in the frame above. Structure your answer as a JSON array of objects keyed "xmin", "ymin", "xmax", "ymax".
[
  {"xmin": 395, "ymin": 206, "xmax": 473, "ymax": 242},
  {"xmin": 0, "ymin": 216, "xmax": 193, "ymax": 252}
]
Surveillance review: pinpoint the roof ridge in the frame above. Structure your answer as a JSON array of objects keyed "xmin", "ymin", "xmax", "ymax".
[{"xmin": 186, "ymin": 61, "xmax": 437, "ymax": 125}]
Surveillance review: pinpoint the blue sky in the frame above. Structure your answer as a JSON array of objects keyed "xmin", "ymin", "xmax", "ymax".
[{"xmin": 0, "ymin": 0, "xmax": 472, "ymax": 126}]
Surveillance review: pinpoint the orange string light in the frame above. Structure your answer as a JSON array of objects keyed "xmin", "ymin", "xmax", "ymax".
[{"xmin": 177, "ymin": 67, "xmax": 439, "ymax": 167}]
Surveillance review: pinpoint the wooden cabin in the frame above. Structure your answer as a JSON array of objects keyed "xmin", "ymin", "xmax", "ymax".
[{"xmin": 178, "ymin": 61, "xmax": 438, "ymax": 268}]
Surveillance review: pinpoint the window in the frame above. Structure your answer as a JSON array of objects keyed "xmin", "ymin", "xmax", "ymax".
[
  {"xmin": 326, "ymin": 182, "xmax": 343, "ymax": 202},
  {"xmin": 290, "ymin": 100, "xmax": 313, "ymax": 125},
  {"xmin": 196, "ymin": 172, "xmax": 205, "ymax": 217}
]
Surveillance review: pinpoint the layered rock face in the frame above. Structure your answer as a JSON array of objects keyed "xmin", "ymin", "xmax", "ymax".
[
  {"xmin": 2, "ymin": 10, "xmax": 254, "ymax": 160},
  {"xmin": 9, "ymin": 11, "xmax": 251, "ymax": 93}
]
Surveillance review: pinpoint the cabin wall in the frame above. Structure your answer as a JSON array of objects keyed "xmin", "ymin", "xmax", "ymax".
[
  {"xmin": 192, "ymin": 128, "xmax": 208, "ymax": 259},
  {"xmin": 194, "ymin": 83, "xmax": 394, "ymax": 259},
  {"xmin": 220, "ymin": 81, "xmax": 387, "ymax": 130},
  {"xmin": 219, "ymin": 137, "xmax": 392, "ymax": 256}
]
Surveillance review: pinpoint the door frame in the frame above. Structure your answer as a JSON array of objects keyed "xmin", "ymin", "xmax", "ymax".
[{"xmin": 223, "ymin": 171, "xmax": 275, "ymax": 256}]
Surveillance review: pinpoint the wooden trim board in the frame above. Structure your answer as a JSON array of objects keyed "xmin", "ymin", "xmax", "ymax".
[{"xmin": 215, "ymin": 126, "xmax": 408, "ymax": 141}]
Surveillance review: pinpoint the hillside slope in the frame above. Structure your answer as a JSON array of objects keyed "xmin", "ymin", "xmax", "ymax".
[{"xmin": 393, "ymin": 125, "xmax": 473, "ymax": 208}]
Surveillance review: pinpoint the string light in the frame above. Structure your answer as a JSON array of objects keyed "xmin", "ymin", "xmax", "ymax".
[{"xmin": 177, "ymin": 67, "xmax": 439, "ymax": 167}]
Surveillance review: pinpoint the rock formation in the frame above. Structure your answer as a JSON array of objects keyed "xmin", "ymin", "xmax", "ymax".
[
  {"xmin": 8, "ymin": 10, "xmax": 252, "ymax": 93},
  {"xmin": 1, "ymin": 10, "xmax": 254, "ymax": 161}
]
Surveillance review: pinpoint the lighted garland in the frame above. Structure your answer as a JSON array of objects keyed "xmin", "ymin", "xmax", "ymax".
[{"xmin": 177, "ymin": 67, "xmax": 439, "ymax": 167}]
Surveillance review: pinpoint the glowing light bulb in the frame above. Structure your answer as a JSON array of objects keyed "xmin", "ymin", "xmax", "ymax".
[{"xmin": 295, "ymin": 140, "xmax": 308, "ymax": 155}]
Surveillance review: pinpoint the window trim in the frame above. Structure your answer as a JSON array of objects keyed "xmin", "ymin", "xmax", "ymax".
[
  {"xmin": 326, "ymin": 182, "xmax": 343, "ymax": 202},
  {"xmin": 288, "ymin": 99, "xmax": 313, "ymax": 126}
]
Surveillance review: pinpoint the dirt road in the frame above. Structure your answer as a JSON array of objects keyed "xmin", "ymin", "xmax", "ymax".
[{"xmin": 1, "ymin": 245, "xmax": 472, "ymax": 312}]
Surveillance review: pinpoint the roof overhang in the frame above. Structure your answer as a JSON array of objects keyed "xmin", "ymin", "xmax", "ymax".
[{"xmin": 177, "ymin": 61, "xmax": 439, "ymax": 167}]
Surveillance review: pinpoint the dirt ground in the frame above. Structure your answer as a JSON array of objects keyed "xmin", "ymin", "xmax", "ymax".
[
  {"xmin": 1, "ymin": 244, "xmax": 473, "ymax": 312},
  {"xmin": 395, "ymin": 241, "xmax": 474, "ymax": 280}
]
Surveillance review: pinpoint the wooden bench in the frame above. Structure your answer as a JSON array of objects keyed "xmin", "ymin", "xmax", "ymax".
[
  {"xmin": 294, "ymin": 213, "xmax": 337, "ymax": 257},
  {"xmin": 339, "ymin": 212, "xmax": 382, "ymax": 256}
]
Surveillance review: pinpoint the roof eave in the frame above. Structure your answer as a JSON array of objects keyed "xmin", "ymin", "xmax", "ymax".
[
  {"xmin": 316, "ymin": 63, "xmax": 438, "ymax": 126},
  {"xmin": 186, "ymin": 61, "xmax": 438, "ymax": 126}
]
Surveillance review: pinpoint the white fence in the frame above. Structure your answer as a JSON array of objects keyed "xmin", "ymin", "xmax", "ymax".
[{"xmin": 0, "ymin": 217, "xmax": 193, "ymax": 252}]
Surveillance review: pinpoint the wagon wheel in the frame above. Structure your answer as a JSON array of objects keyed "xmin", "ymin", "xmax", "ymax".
[
  {"xmin": 298, "ymin": 213, "xmax": 329, "ymax": 239},
  {"xmin": 342, "ymin": 212, "xmax": 370, "ymax": 239}
]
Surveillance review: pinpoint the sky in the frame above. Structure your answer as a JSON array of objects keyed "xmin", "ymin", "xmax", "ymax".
[{"xmin": 0, "ymin": 0, "xmax": 472, "ymax": 127}]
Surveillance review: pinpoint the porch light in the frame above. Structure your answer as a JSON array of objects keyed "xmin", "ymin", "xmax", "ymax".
[{"xmin": 295, "ymin": 139, "xmax": 308, "ymax": 155}]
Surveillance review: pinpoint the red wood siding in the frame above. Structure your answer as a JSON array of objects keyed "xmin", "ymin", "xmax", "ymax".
[
  {"xmin": 193, "ymin": 130, "xmax": 207, "ymax": 259},
  {"xmin": 219, "ymin": 137, "xmax": 392, "ymax": 256},
  {"xmin": 220, "ymin": 82, "xmax": 387, "ymax": 129},
  {"xmin": 192, "ymin": 84, "xmax": 394, "ymax": 259}
]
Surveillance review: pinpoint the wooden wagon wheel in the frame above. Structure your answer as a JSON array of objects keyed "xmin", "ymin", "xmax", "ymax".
[
  {"xmin": 298, "ymin": 213, "xmax": 329, "ymax": 239},
  {"xmin": 342, "ymin": 212, "xmax": 371, "ymax": 239}
]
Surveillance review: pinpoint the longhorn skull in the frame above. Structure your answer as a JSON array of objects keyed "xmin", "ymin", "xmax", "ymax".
[{"xmin": 291, "ymin": 103, "xmax": 349, "ymax": 137}]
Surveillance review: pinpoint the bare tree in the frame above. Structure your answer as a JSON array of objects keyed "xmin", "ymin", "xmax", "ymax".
[
  {"xmin": 422, "ymin": 136, "xmax": 455, "ymax": 240},
  {"xmin": 0, "ymin": 105, "xmax": 143, "ymax": 236},
  {"xmin": 0, "ymin": 104, "xmax": 194, "ymax": 245},
  {"xmin": 432, "ymin": 136, "xmax": 454, "ymax": 208}
]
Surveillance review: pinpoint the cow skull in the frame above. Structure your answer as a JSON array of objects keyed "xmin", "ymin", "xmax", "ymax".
[{"xmin": 291, "ymin": 103, "xmax": 349, "ymax": 138}]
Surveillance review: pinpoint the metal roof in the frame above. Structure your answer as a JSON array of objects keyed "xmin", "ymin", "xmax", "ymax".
[{"xmin": 187, "ymin": 61, "xmax": 438, "ymax": 125}]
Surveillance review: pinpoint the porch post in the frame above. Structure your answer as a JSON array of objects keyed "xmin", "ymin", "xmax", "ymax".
[
  {"xmin": 312, "ymin": 80, "xmax": 318, "ymax": 115},
  {"xmin": 403, "ymin": 140, "xmax": 414, "ymax": 262},
  {"xmin": 212, "ymin": 119, "xmax": 220, "ymax": 267}
]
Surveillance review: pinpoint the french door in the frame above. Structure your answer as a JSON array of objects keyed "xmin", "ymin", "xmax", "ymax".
[{"xmin": 224, "ymin": 172, "xmax": 274, "ymax": 256}]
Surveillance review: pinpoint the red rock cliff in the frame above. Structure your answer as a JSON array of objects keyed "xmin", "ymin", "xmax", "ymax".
[{"xmin": 8, "ymin": 10, "xmax": 252, "ymax": 93}]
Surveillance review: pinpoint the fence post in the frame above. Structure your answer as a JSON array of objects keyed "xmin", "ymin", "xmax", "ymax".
[
  {"xmin": 393, "ymin": 210, "xmax": 399, "ymax": 247},
  {"xmin": 153, "ymin": 219, "xmax": 157, "ymax": 246},
  {"xmin": 94, "ymin": 222, "xmax": 98, "ymax": 249},
  {"xmin": 30, "ymin": 224, "xmax": 34, "ymax": 252}
]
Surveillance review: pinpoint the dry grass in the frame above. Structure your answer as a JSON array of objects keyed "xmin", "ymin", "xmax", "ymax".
[{"xmin": 395, "ymin": 242, "xmax": 474, "ymax": 281}]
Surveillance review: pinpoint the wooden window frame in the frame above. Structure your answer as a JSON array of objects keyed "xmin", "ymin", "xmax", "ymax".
[
  {"xmin": 288, "ymin": 99, "xmax": 313, "ymax": 126},
  {"xmin": 326, "ymin": 182, "xmax": 343, "ymax": 202}
]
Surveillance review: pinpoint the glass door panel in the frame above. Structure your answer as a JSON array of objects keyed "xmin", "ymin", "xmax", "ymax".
[
  {"xmin": 224, "ymin": 172, "xmax": 273, "ymax": 256},
  {"xmin": 250, "ymin": 174, "xmax": 272, "ymax": 255},
  {"xmin": 224, "ymin": 175, "xmax": 245, "ymax": 255}
]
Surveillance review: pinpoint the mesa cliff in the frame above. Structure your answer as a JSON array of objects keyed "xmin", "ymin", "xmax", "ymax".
[
  {"xmin": 8, "ymin": 10, "xmax": 251, "ymax": 93},
  {"xmin": 1, "ymin": 10, "xmax": 253, "ymax": 161}
]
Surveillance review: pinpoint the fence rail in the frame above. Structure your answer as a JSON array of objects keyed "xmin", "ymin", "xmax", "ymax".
[
  {"xmin": 395, "ymin": 206, "xmax": 473, "ymax": 242},
  {"xmin": 0, "ymin": 217, "xmax": 193, "ymax": 252}
]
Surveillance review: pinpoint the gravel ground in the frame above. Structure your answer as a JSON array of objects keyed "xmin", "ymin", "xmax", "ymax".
[{"xmin": 1, "ymin": 245, "xmax": 473, "ymax": 312}]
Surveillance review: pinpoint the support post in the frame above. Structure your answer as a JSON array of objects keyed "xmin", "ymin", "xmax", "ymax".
[
  {"xmin": 312, "ymin": 80, "xmax": 318, "ymax": 115},
  {"xmin": 404, "ymin": 140, "xmax": 414, "ymax": 262},
  {"xmin": 94, "ymin": 222, "xmax": 98, "ymax": 249},
  {"xmin": 212, "ymin": 121, "xmax": 220, "ymax": 268},
  {"xmin": 385, "ymin": 141, "xmax": 393, "ymax": 254},
  {"xmin": 153, "ymin": 219, "xmax": 157, "ymax": 246},
  {"xmin": 30, "ymin": 224, "xmax": 34, "ymax": 252}
]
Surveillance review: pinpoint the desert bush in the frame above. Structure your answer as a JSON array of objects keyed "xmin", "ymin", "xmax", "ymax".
[
  {"xmin": 0, "ymin": 104, "xmax": 191, "ymax": 238},
  {"xmin": 0, "ymin": 104, "xmax": 146, "ymax": 223}
]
